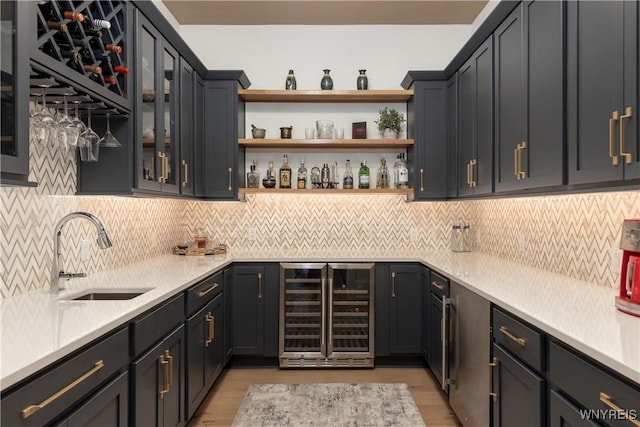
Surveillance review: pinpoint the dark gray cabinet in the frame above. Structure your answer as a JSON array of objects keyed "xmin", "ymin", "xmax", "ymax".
[
  {"xmin": 232, "ymin": 263, "xmax": 279, "ymax": 356},
  {"xmin": 549, "ymin": 389, "xmax": 599, "ymax": 427},
  {"xmin": 406, "ymin": 81, "xmax": 448, "ymax": 200},
  {"xmin": 131, "ymin": 325, "xmax": 185, "ymax": 427},
  {"xmin": 223, "ymin": 267, "xmax": 234, "ymax": 364},
  {"xmin": 179, "ymin": 58, "xmax": 194, "ymax": 196},
  {"xmin": 457, "ymin": 36, "xmax": 494, "ymax": 196},
  {"xmin": 567, "ymin": 1, "xmax": 640, "ymax": 185},
  {"xmin": 491, "ymin": 343, "xmax": 544, "ymax": 427},
  {"xmin": 420, "ymin": 266, "xmax": 430, "ymax": 361},
  {"xmin": 186, "ymin": 294, "xmax": 223, "ymax": 420},
  {"xmin": 54, "ymin": 371, "xmax": 129, "ymax": 427},
  {"xmin": 494, "ymin": 0, "xmax": 564, "ymax": 192},
  {"xmin": 374, "ymin": 264, "xmax": 422, "ymax": 355},
  {"xmin": 200, "ymin": 72, "xmax": 249, "ymax": 199},
  {"xmin": 447, "ymin": 75, "xmax": 458, "ymax": 198},
  {"xmin": 0, "ymin": 0, "xmax": 31, "ymax": 185}
]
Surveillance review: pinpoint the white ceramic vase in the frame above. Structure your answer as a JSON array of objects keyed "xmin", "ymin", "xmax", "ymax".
[{"xmin": 382, "ymin": 128, "xmax": 399, "ymax": 139}]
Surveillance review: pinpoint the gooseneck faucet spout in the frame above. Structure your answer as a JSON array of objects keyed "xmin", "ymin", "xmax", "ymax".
[{"xmin": 51, "ymin": 212, "xmax": 113, "ymax": 294}]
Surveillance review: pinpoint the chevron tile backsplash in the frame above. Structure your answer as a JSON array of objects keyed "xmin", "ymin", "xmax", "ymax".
[{"xmin": 1, "ymin": 140, "xmax": 638, "ymax": 297}]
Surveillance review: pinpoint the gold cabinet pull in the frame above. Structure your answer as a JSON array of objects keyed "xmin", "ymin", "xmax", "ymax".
[
  {"xmin": 466, "ymin": 162, "xmax": 471, "ymax": 187},
  {"xmin": 159, "ymin": 354, "xmax": 169, "ymax": 399},
  {"xmin": 198, "ymin": 283, "xmax": 219, "ymax": 298},
  {"xmin": 21, "ymin": 360, "xmax": 104, "ymax": 419},
  {"xmin": 164, "ymin": 155, "xmax": 170, "ymax": 182},
  {"xmin": 610, "ymin": 111, "xmax": 620, "ymax": 166},
  {"xmin": 600, "ymin": 392, "xmax": 640, "ymax": 427},
  {"xmin": 391, "ymin": 272, "xmax": 396, "ymax": 298},
  {"xmin": 211, "ymin": 315, "xmax": 215, "ymax": 342},
  {"xmin": 431, "ymin": 281, "xmax": 444, "ymax": 291},
  {"xmin": 489, "ymin": 357, "xmax": 498, "ymax": 402},
  {"xmin": 181, "ymin": 160, "xmax": 188, "ymax": 187},
  {"xmin": 205, "ymin": 313, "xmax": 213, "ymax": 347},
  {"xmin": 257, "ymin": 272, "xmax": 263, "ymax": 299},
  {"xmin": 228, "ymin": 167, "xmax": 232, "ymax": 191},
  {"xmin": 165, "ymin": 350, "xmax": 173, "ymax": 388},
  {"xmin": 517, "ymin": 142, "xmax": 527, "ymax": 179},
  {"xmin": 419, "ymin": 168, "xmax": 424, "ymax": 192},
  {"xmin": 499, "ymin": 326, "xmax": 526, "ymax": 347},
  {"xmin": 620, "ymin": 106, "xmax": 633, "ymax": 165},
  {"xmin": 514, "ymin": 146, "xmax": 519, "ymax": 178},
  {"xmin": 470, "ymin": 159, "xmax": 477, "ymax": 187},
  {"xmin": 157, "ymin": 152, "xmax": 165, "ymax": 183}
]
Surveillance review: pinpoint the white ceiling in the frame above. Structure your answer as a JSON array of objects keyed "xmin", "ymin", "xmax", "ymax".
[{"xmin": 161, "ymin": 0, "xmax": 489, "ymax": 25}]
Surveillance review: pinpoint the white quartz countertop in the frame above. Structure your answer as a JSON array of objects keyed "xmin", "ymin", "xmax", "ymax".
[{"xmin": 1, "ymin": 250, "xmax": 639, "ymax": 391}]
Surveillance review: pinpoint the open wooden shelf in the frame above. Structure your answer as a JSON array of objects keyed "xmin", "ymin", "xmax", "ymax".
[
  {"xmin": 239, "ymin": 188, "xmax": 413, "ymax": 196},
  {"xmin": 238, "ymin": 89, "xmax": 414, "ymax": 103},
  {"xmin": 239, "ymin": 138, "xmax": 414, "ymax": 148}
]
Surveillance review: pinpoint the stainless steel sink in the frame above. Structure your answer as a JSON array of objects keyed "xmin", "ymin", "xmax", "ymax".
[{"xmin": 60, "ymin": 288, "xmax": 154, "ymax": 301}]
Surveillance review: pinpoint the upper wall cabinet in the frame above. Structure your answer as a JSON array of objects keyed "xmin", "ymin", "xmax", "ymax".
[
  {"xmin": 494, "ymin": 1, "xmax": 564, "ymax": 193},
  {"xmin": 406, "ymin": 81, "xmax": 448, "ymax": 200},
  {"xmin": 568, "ymin": 1, "xmax": 640, "ymax": 185},
  {"xmin": 457, "ymin": 36, "xmax": 494, "ymax": 197},
  {"xmin": 447, "ymin": 75, "xmax": 458, "ymax": 198}
]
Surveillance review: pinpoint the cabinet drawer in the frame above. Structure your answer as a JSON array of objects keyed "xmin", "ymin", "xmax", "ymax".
[
  {"xmin": 549, "ymin": 389, "xmax": 600, "ymax": 427},
  {"xmin": 1, "ymin": 328, "xmax": 129, "ymax": 427},
  {"xmin": 186, "ymin": 271, "xmax": 223, "ymax": 316},
  {"xmin": 429, "ymin": 271, "xmax": 449, "ymax": 298},
  {"xmin": 492, "ymin": 307, "xmax": 544, "ymax": 372},
  {"xmin": 549, "ymin": 341, "xmax": 640, "ymax": 427},
  {"xmin": 131, "ymin": 293, "xmax": 185, "ymax": 357}
]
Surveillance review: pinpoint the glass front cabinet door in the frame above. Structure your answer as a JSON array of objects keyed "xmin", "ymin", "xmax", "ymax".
[{"xmin": 135, "ymin": 12, "xmax": 178, "ymax": 194}]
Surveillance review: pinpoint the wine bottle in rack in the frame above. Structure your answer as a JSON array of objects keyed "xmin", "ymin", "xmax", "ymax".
[
  {"xmin": 104, "ymin": 44, "xmax": 122, "ymax": 54},
  {"xmin": 92, "ymin": 19, "xmax": 111, "ymax": 29},
  {"xmin": 47, "ymin": 21, "xmax": 68, "ymax": 32},
  {"xmin": 61, "ymin": 11, "xmax": 84, "ymax": 22},
  {"xmin": 60, "ymin": 49, "xmax": 81, "ymax": 63},
  {"xmin": 113, "ymin": 65, "xmax": 129, "ymax": 75},
  {"xmin": 103, "ymin": 76, "xmax": 117, "ymax": 86},
  {"xmin": 84, "ymin": 64, "xmax": 102, "ymax": 74}
]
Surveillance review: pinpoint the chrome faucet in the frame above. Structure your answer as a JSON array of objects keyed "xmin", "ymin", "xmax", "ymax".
[{"xmin": 51, "ymin": 212, "xmax": 113, "ymax": 294}]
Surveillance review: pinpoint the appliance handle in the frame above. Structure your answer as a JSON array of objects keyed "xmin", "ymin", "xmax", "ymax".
[
  {"xmin": 320, "ymin": 277, "xmax": 327, "ymax": 355},
  {"xmin": 328, "ymin": 278, "xmax": 334, "ymax": 354},
  {"xmin": 442, "ymin": 296, "xmax": 449, "ymax": 390}
]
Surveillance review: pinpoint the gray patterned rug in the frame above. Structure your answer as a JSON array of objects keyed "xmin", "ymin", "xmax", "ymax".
[{"xmin": 231, "ymin": 383, "xmax": 426, "ymax": 427}]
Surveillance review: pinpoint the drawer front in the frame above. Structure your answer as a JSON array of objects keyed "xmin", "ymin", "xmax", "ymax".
[
  {"xmin": 429, "ymin": 271, "xmax": 449, "ymax": 298},
  {"xmin": 1, "ymin": 328, "xmax": 129, "ymax": 427},
  {"xmin": 492, "ymin": 307, "xmax": 544, "ymax": 372},
  {"xmin": 549, "ymin": 341, "xmax": 640, "ymax": 427},
  {"xmin": 131, "ymin": 293, "xmax": 185, "ymax": 357},
  {"xmin": 549, "ymin": 389, "xmax": 600, "ymax": 427},
  {"xmin": 186, "ymin": 271, "xmax": 223, "ymax": 316}
]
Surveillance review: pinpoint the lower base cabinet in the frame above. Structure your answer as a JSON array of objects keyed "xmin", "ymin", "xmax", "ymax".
[
  {"xmin": 55, "ymin": 371, "xmax": 129, "ymax": 427},
  {"xmin": 549, "ymin": 389, "xmax": 599, "ymax": 427},
  {"xmin": 186, "ymin": 294, "xmax": 224, "ymax": 419},
  {"xmin": 491, "ymin": 343, "xmax": 544, "ymax": 427},
  {"xmin": 131, "ymin": 325, "xmax": 186, "ymax": 427}
]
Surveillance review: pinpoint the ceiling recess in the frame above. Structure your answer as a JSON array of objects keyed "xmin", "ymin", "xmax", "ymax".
[{"xmin": 161, "ymin": 1, "xmax": 488, "ymax": 25}]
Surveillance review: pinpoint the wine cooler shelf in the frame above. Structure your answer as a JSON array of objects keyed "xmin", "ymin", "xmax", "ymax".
[{"xmin": 35, "ymin": 1, "xmax": 128, "ymax": 98}]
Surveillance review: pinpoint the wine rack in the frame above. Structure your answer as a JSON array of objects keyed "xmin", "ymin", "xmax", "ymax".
[{"xmin": 35, "ymin": 0, "xmax": 127, "ymax": 98}]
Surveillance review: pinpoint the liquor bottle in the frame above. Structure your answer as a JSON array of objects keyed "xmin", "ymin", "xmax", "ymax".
[
  {"xmin": 279, "ymin": 153, "xmax": 292, "ymax": 188},
  {"xmin": 247, "ymin": 160, "xmax": 260, "ymax": 189},
  {"xmin": 393, "ymin": 153, "xmax": 401, "ymax": 187},
  {"xmin": 105, "ymin": 44, "xmax": 122, "ymax": 54},
  {"xmin": 358, "ymin": 161, "xmax": 370, "ymax": 189},
  {"xmin": 285, "ymin": 69, "xmax": 297, "ymax": 90},
  {"xmin": 376, "ymin": 157, "xmax": 389, "ymax": 189},
  {"xmin": 343, "ymin": 160, "xmax": 354, "ymax": 189},
  {"xmin": 321, "ymin": 163, "xmax": 331, "ymax": 189},
  {"xmin": 396, "ymin": 153, "xmax": 409, "ymax": 189},
  {"xmin": 297, "ymin": 158, "xmax": 307, "ymax": 189},
  {"xmin": 263, "ymin": 160, "xmax": 276, "ymax": 188}
]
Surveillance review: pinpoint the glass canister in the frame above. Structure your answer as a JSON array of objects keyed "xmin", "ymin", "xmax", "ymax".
[
  {"xmin": 316, "ymin": 120, "xmax": 334, "ymax": 139},
  {"xmin": 450, "ymin": 219, "xmax": 463, "ymax": 252}
]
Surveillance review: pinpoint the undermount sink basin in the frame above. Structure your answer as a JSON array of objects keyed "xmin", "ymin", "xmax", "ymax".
[{"xmin": 60, "ymin": 288, "xmax": 154, "ymax": 301}]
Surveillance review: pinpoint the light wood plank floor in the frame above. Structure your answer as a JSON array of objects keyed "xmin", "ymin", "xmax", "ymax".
[{"xmin": 188, "ymin": 367, "xmax": 460, "ymax": 426}]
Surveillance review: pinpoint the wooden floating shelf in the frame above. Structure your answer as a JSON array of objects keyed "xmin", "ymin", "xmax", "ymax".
[
  {"xmin": 238, "ymin": 89, "xmax": 414, "ymax": 103},
  {"xmin": 239, "ymin": 188, "xmax": 413, "ymax": 195},
  {"xmin": 239, "ymin": 138, "xmax": 414, "ymax": 148}
]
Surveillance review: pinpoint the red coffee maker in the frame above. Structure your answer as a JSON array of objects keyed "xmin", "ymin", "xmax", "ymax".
[{"xmin": 615, "ymin": 219, "xmax": 640, "ymax": 316}]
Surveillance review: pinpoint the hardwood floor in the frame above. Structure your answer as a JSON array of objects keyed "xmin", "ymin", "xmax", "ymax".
[{"xmin": 188, "ymin": 367, "xmax": 460, "ymax": 426}]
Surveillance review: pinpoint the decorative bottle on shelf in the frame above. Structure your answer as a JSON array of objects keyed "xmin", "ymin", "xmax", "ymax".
[
  {"xmin": 263, "ymin": 160, "xmax": 276, "ymax": 188},
  {"xmin": 297, "ymin": 158, "xmax": 307, "ymax": 189},
  {"xmin": 321, "ymin": 163, "xmax": 331, "ymax": 189},
  {"xmin": 285, "ymin": 69, "xmax": 297, "ymax": 90},
  {"xmin": 320, "ymin": 69, "xmax": 333, "ymax": 90},
  {"xmin": 396, "ymin": 153, "xmax": 409, "ymax": 189},
  {"xmin": 279, "ymin": 154, "xmax": 292, "ymax": 189},
  {"xmin": 247, "ymin": 160, "xmax": 260, "ymax": 189},
  {"xmin": 376, "ymin": 157, "xmax": 389, "ymax": 189},
  {"xmin": 343, "ymin": 160, "xmax": 354, "ymax": 189},
  {"xmin": 358, "ymin": 161, "xmax": 370, "ymax": 189},
  {"xmin": 357, "ymin": 69, "xmax": 368, "ymax": 90}
]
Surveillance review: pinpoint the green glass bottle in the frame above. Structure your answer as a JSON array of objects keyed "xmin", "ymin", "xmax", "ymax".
[{"xmin": 358, "ymin": 161, "xmax": 370, "ymax": 189}]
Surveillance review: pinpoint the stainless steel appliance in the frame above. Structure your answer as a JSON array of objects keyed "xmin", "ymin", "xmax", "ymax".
[
  {"xmin": 279, "ymin": 263, "xmax": 375, "ymax": 368},
  {"xmin": 448, "ymin": 281, "xmax": 490, "ymax": 427}
]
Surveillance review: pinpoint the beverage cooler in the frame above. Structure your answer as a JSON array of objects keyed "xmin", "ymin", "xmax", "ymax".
[{"xmin": 279, "ymin": 263, "xmax": 375, "ymax": 368}]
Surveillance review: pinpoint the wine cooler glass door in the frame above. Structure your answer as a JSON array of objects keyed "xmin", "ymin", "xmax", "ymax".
[
  {"xmin": 280, "ymin": 263, "xmax": 327, "ymax": 359},
  {"xmin": 328, "ymin": 263, "xmax": 374, "ymax": 358}
]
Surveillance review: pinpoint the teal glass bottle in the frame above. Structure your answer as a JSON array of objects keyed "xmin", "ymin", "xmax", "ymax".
[{"xmin": 320, "ymin": 69, "xmax": 333, "ymax": 90}]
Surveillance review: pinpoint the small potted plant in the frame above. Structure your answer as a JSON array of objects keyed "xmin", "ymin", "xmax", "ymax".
[{"xmin": 375, "ymin": 107, "xmax": 405, "ymax": 139}]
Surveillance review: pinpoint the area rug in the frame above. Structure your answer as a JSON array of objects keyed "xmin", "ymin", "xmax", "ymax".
[{"xmin": 231, "ymin": 383, "xmax": 426, "ymax": 427}]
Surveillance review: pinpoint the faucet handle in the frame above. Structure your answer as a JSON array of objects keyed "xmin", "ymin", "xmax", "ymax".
[{"xmin": 58, "ymin": 271, "xmax": 87, "ymax": 280}]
